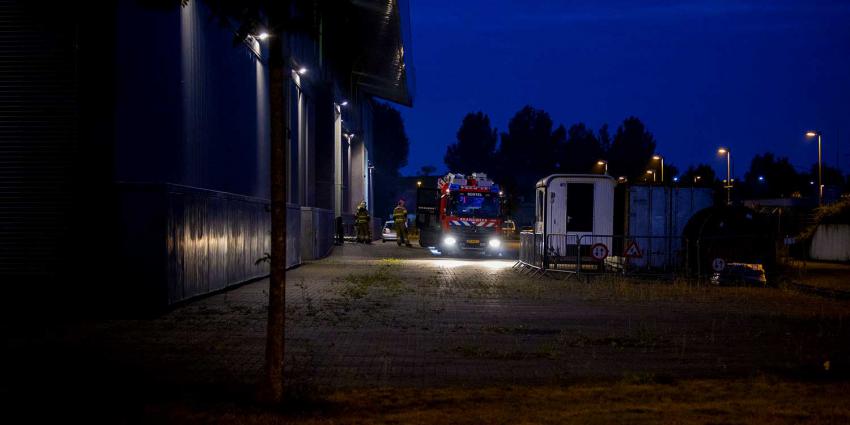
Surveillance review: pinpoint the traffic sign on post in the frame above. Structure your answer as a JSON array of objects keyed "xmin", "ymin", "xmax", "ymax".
[
  {"xmin": 623, "ymin": 241, "xmax": 642, "ymax": 258},
  {"xmin": 712, "ymin": 257, "xmax": 726, "ymax": 272},
  {"xmin": 591, "ymin": 243, "xmax": 609, "ymax": 261}
]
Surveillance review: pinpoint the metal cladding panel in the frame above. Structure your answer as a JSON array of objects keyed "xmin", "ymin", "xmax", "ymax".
[
  {"xmin": 119, "ymin": 183, "xmax": 279, "ymax": 307},
  {"xmin": 627, "ymin": 185, "xmax": 713, "ymax": 268},
  {"xmin": 115, "ymin": 0, "xmax": 270, "ymax": 199},
  {"xmin": 287, "ymin": 205, "xmax": 302, "ymax": 268},
  {"xmin": 300, "ymin": 207, "xmax": 336, "ymax": 260},
  {"xmin": 0, "ymin": 1, "xmax": 77, "ymax": 281}
]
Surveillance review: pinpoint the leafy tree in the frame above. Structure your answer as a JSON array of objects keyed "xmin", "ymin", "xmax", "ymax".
[
  {"xmin": 420, "ymin": 165, "xmax": 436, "ymax": 176},
  {"xmin": 681, "ymin": 163, "xmax": 718, "ymax": 186},
  {"xmin": 607, "ymin": 117, "xmax": 657, "ymax": 181},
  {"xmin": 371, "ymin": 102, "xmax": 409, "ymax": 177},
  {"xmin": 741, "ymin": 153, "xmax": 801, "ymax": 198},
  {"xmin": 372, "ymin": 102, "xmax": 410, "ymax": 218},
  {"xmin": 557, "ymin": 123, "xmax": 603, "ymax": 173},
  {"xmin": 495, "ymin": 106, "xmax": 560, "ymax": 201},
  {"xmin": 444, "ymin": 111, "xmax": 498, "ymax": 174},
  {"xmin": 598, "ymin": 123, "xmax": 611, "ymax": 152},
  {"xmin": 810, "ymin": 163, "xmax": 846, "ymax": 188}
]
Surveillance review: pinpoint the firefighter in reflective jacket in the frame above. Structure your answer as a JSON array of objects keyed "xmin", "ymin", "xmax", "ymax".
[
  {"xmin": 355, "ymin": 201, "xmax": 371, "ymax": 243},
  {"xmin": 393, "ymin": 200, "xmax": 411, "ymax": 247}
]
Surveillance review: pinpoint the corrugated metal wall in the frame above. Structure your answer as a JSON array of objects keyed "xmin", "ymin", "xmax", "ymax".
[
  {"xmin": 164, "ymin": 186, "xmax": 271, "ymax": 304},
  {"xmin": 118, "ymin": 183, "xmax": 295, "ymax": 307},
  {"xmin": 300, "ymin": 207, "xmax": 335, "ymax": 260},
  {"xmin": 0, "ymin": 1, "xmax": 77, "ymax": 282}
]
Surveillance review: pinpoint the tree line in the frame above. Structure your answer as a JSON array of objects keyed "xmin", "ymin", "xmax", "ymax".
[{"xmin": 443, "ymin": 106, "xmax": 849, "ymax": 204}]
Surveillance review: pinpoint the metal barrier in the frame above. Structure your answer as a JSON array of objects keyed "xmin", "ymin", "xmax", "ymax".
[
  {"xmin": 518, "ymin": 231, "xmax": 544, "ymax": 269},
  {"xmin": 517, "ymin": 233, "xmax": 690, "ymax": 277}
]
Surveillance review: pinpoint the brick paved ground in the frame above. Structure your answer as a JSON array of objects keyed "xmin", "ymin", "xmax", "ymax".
[{"xmin": 3, "ymin": 241, "xmax": 849, "ymax": 421}]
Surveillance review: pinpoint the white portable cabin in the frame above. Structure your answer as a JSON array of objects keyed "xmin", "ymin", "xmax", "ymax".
[{"xmin": 535, "ymin": 174, "xmax": 616, "ymax": 256}]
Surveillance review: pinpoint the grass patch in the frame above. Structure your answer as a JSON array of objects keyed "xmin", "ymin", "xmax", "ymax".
[
  {"xmin": 143, "ymin": 378, "xmax": 850, "ymax": 424},
  {"xmin": 336, "ymin": 264, "xmax": 407, "ymax": 300}
]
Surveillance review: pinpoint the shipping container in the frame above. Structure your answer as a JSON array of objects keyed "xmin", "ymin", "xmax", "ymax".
[{"xmin": 625, "ymin": 185, "xmax": 713, "ymax": 269}]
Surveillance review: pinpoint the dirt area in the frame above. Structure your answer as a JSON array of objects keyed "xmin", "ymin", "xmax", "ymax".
[
  {"xmin": 147, "ymin": 379, "xmax": 850, "ymax": 424},
  {"xmin": 784, "ymin": 260, "xmax": 850, "ymax": 293},
  {"xmin": 2, "ymin": 242, "xmax": 849, "ymax": 423}
]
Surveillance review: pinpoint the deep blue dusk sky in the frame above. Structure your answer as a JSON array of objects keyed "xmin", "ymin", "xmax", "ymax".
[{"xmin": 398, "ymin": 0, "xmax": 850, "ymax": 179}]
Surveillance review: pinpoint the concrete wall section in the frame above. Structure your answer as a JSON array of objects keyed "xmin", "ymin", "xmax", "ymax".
[{"xmin": 810, "ymin": 224, "xmax": 850, "ymax": 261}]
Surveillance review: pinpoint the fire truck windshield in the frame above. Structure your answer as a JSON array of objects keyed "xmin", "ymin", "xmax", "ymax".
[{"xmin": 447, "ymin": 193, "xmax": 500, "ymax": 218}]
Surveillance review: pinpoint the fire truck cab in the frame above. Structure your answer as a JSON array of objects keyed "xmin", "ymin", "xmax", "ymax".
[{"xmin": 417, "ymin": 172, "xmax": 504, "ymax": 256}]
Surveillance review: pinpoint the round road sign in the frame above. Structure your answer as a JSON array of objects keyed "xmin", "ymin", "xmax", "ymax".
[
  {"xmin": 591, "ymin": 243, "xmax": 609, "ymax": 261},
  {"xmin": 711, "ymin": 257, "xmax": 726, "ymax": 272}
]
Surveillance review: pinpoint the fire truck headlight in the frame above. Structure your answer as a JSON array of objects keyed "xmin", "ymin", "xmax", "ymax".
[
  {"xmin": 488, "ymin": 238, "xmax": 501, "ymax": 248},
  {"xmin": 443, "ymin": 236, "xmax": 457, "ymax": 246}
]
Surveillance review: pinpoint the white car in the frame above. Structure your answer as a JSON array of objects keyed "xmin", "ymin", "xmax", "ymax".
[{"xmin": 381, "ymin": 221, "xmax": 398, "ymax": 243}]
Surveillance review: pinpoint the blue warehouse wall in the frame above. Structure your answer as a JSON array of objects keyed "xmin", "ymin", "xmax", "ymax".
[
  {"xmin": 115, "ymin": 0, "xmax": 270, "ymax": 199},
  {"xmin": 113, "ymin": 0, "xmax": 280, "ymax": 308}
]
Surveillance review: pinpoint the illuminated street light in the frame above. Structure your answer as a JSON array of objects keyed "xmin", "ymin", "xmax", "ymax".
[
  {"xmin": 416, "ymin": 181, "xmax": 422, "ymax": 187},
  {"xmin": 805, "ymin": 130, "xmax": 823, "ymax": 205},
  {"xmin": 693, "ymin": 175, "xmax": 702, "ymax": 184},
  {"xmin": 340, "ymin": 100, "xmax": 349, "ymax": 106},
  {"xmin": 256, "ymin": 32, "xmax": 269, "ymax": 41},
  {"xmin": 297, "ymin": 66, "xmax": 308, "ymax": 75},
  {"xmin": 499, "ymin": 191, "xmax": 504, "ymax": 196},
  {"xmin": 596, "ymin": 160, "xmax": 608, "ymax": 174},
  {"xmin": 758, "ymin": 176, "xmax": 765, "ymax": 182},
  {"xmin": 646, "ymin": 169, "xmax": 656, "ymax": 183},
  {"xmin": 718, "ymin": 147, "xmax": 732, "ymax": 205},
  {"xmin": 652, "ymin": 154, "xmax": 664, "ymax": 182},
  {"xmin": 672, "ymin": 176, "xmax": 679, "ymax": 182}
]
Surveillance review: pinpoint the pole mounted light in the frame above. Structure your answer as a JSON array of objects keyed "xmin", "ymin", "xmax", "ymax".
[
  {"xmin": 416, "ymin": 181, "xmax": 422, "ymax": 187},
  {"xmin": 694, "ymin": 175, "xmax": 702, "ymax": 184},
  {"xmin": 805, "ymin": 130, "xmax": 823, "ymax": 205},
  {"xmin": 646, "ymin": 169, "xmax": 656, "ymax": 183},
  {"xmin": 596, "ymin": 160, "xmax": 608, "ymax": 174},
  {"xmin": 296, "ymin": 66, "xmax": 308, "ymax": 75},
  {"xmin": 718, "ymin": 147, "xmax": 732, "ymax": 205},
  {"xmin": 255, "ymin": 32, "xmax": 270, "ymax": 41},
  {"xmin": 652, "ymin": 154, "xmax": 664, "ymax": 183},
  {"xmin": 340, "ymin": 100, "xmax": 348, "ymax": 106}
]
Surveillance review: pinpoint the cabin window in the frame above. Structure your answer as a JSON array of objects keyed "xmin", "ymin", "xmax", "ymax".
[{"xmin": 567, "ymin": 183, "xmax": 594, "ymax": 232}]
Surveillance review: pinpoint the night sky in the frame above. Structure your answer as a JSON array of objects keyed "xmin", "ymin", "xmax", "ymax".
[{"xmin": 398, "ymin": 0, "xmax": 850, "ymax": 179}]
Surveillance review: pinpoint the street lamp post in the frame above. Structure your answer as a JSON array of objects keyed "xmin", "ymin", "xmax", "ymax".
[
  {"xmin": 646, "ymin": 169, "xmax": 656, "ymax": 183},
  {"xmin": 652, "ymin": 154, "xmax": 664, "ymax": 183},
  {"xmin": 718, "ymin": 147, "xmax": 731, "ymax": 205},
  {"xmin": 805, "ymin": 131, "xmax": 823, "ymax": 205},
  {"xmin": 597, "ymin": 160, "xmax": 608, "ymax": 175},
  {"xmin": 693, "ymin": 175, "xmax": 702, "ymax": 184}
]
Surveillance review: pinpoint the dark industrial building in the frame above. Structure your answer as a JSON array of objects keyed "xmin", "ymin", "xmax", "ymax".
[{"xmin": 0, "ymin": 0, "xmax": 413, "ymax": 310}]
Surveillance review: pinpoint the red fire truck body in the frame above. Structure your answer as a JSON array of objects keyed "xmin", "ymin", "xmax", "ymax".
[{"xmin": 435, "ymin": 173, "xmax": 504, "ymax": 254}]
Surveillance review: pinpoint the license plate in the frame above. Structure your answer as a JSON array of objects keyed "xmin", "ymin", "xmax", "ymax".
[{"xmin": 466, "ymin": 239, "xmax": 480, "ymax": 245}]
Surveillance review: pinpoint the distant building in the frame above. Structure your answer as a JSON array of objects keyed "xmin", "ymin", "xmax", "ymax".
[{"xmin": 0, "ymin": 0, "xmax": 413, "ymax": 309}]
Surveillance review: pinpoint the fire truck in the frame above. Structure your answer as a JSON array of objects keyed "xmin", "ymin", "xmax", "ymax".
[{"xmin": 416, "ymin": 172, "xmax": 504, "ymax": 255}]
